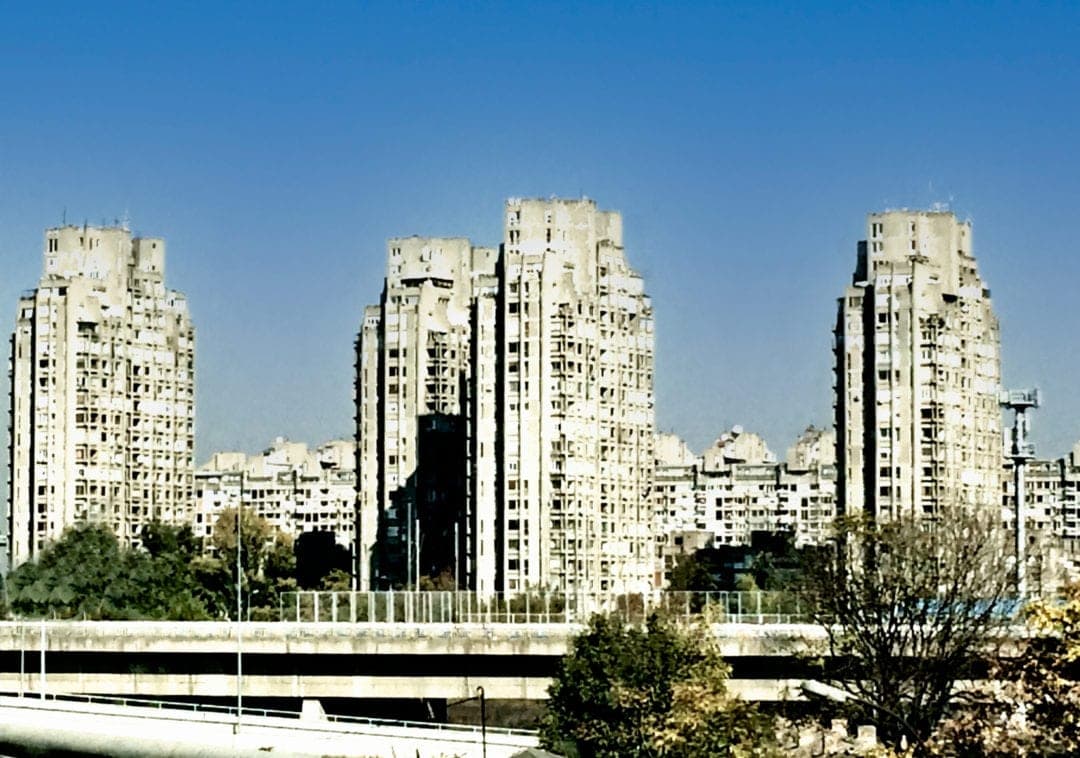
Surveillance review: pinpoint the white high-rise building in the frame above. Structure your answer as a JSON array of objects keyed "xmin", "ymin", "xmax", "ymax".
[
  {"xmin": 835, "ymin": 210, "xmax": 1001, "ymax": 520},
  {"xmin": 8, "ymin": 225, "xmax": 194, "ymax": 567},
  {"xmin": 356, "ymin": 237, "xmax": 497, "ymax": 590},
  {"xmin": 499, "ymin": 198, "xmax": 655, "ymax": 595},
  {"xmin": 356, "ymin": 198, "xmax": 656, "ymax": 596}
]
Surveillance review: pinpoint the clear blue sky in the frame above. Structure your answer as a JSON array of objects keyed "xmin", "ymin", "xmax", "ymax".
[{"xmin": 1, "ymin": 1, "xmax": 1078, "ymax": 464}]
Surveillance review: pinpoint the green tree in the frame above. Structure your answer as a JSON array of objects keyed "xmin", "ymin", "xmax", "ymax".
[
  {"xmin": 320, "ymin": 568, "xmax": 352, "ymax": 591},
  {"xmin": 8, "ymin": 523, "xmax": 124, "ymax": 618},
  {"xmin": 541, "ymin": 612, "xmax": 776, "ymax": 757},
  {"xmin": 294, "ymin": 530, "xmax": 350, "ymax": 589},
  {"xmin": 205, "ymin": 506, "xmax": 296, "ymax": 619},
  {"xmin": 801, "ymin": 509, "xmax": 1013, "ymax": 754},
  {"xmin": 668, "ymin": 550, "xmax": 721, "ymax": 592},
  {"xmin": 122, "ymin": 522, "xmax": 211, "ymax": 619},
  {"xmin": 6, "ymin": 522, "xmax": 211, "ymax": 620}
]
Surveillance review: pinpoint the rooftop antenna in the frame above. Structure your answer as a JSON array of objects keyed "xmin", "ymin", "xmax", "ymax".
[{"xmin": 61, "ymin": 208, "xmax": 66, "ymax": 225}]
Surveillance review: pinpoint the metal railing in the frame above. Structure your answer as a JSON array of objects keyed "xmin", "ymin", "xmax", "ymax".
[
  {"xmin": 3, "ymin": 691, "xmax": 537, "ymax": 737},
  {"xmin": 279, "ymin": 590, "xmax": 807, "ymax": 624}
]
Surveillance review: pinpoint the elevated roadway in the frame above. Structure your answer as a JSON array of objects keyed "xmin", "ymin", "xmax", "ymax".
[{"xmin": 0, "ymin": 621, "xmax": 824, "ymax": 701}]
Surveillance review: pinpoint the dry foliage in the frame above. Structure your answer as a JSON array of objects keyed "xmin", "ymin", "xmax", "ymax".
[
  {"xmin": 926, "ymin": 583, "xmax": 1080, "ymax": 756},
  {"xmin": 802, "ymin": 509, "xmax": 1014, "ymax": 753}
]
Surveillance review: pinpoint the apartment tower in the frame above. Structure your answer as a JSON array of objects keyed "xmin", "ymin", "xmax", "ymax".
[
  {"xmin": 356, "ymin": 198, "xmax": 656, "ymax": 595},
  {"xmin": 835, "ymin": 210, "xmax": 1001, "ymax": 520},
  {"xmin": 356, "ymin": 237, "xmax": 497, "ymax": 590},
  {"xmin": 499, "ymin": 198, "xmax": 654, "ymax": 595},
  {"xmin": 8, "ymin": 225, "xmax": 195, "ymax": 567}
]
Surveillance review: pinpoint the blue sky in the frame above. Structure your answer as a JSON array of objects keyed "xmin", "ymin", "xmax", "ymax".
[{"xmin": 1, "ymin": 1, "xmax": 1078, "ymax": 464}]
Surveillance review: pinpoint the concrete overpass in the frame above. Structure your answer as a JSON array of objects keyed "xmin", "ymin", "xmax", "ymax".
[{"xmin": 0, "ymin": 621, "xmax": 824, "ymax": 702}]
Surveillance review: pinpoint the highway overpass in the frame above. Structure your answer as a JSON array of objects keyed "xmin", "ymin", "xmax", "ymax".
[{"xmin": 0, "ymin": 621, "xmax": 824, "ymax": 702}]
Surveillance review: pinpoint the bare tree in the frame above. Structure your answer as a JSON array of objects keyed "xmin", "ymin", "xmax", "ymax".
[
  {"xmin": 801, "ymin": 509, "xmax": 1014, "ymax": 752},
  {"xmin": 926, "ymin": 582, "xmax": 1080, "ymax": 756}
]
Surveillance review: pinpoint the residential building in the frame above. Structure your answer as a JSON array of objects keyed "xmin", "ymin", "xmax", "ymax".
[
  {"xmin": 653, "ymin": 427, "xmax": 836, "ymax": 586},
  {"xmin": 999, "ymin": 442, "xmax": 1080, "ymax": 593},
  {"xmin": 8, "ymin": 225, "xmax": 194, "ymax": 567},
  {"xmin": 834, "ymin": 210, "xmax": 1001, "ymax": 520},
  {"xmin": 193, "ymin": 438, "xmax": 356, "ymax": 551},
  {"xmin": 499, "ymin": 198, "xmax": 655, "ymax": 595},
  {"xmin": 356, "ymin": 198, "xmax": 656, "ymax": 595},
  {"xmin": 355, "ymin": 237, "xmax": 497, "ymax": 591}
]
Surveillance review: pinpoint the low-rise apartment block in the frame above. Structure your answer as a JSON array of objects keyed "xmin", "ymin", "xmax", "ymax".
[
  {"xmin": 653, "ymin": 426, "xmax": 836, "ymax": 587},
  {"xmin": 194, "ymin": 438, "xmax": 356, "ymax": 551}
]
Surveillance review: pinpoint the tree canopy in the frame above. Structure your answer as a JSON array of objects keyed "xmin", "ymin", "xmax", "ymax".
[
  {"xmin": 7, "ymin": 522, "xmax": 209, "ymax": 620},
  {"xmin": 927, "ymin": 583, "xmax": 1080, "ymax": 756},
  {"xmin": 6, "ymin": 509, "xmax": 300, "ymax": 621},
  {"xmin": 188, "ymin": 506, "xmax": 297, "ymax": 620},
  {"xmin": 541, "ymin": 612, "xmax": 776, "ymax": 757}
]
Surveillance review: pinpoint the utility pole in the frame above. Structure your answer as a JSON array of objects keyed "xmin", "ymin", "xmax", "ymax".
[
  {"xmin": 1001, "ymin": 388, "xmax": 1040, "ymax": 598},
  {"xmin": 235, "ymin": 472, "xmax": 244, "ymax": 733},
  {"xmin": 39, "ymin": 620, "xmax": 45, "ymax": 700}
]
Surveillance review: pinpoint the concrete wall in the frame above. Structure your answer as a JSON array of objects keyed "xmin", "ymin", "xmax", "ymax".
[{"xmin": 0, "ymin": 695, "xmax": 537, "ymax": 757}]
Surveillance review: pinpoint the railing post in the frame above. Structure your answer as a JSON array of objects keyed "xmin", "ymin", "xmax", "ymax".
[
  {"xmin": 314, "ymin": 592, "xmax": 320, "ymax": 623},
  {"xmin": 332, "ymin": 592, "xmax": 338, "ymax": 623},
  {"xmin": 295, "ymin": 592, "xmax": 300, "ymax": 623},
  {"xmin": 350, "ymin": 592, "xmax": 357, "ymax": 624}
]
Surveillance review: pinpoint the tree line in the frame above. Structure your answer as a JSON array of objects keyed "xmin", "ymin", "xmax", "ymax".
[{"xmin": 2, "ymin": 507, "xmax": 351, "ymax": 621}]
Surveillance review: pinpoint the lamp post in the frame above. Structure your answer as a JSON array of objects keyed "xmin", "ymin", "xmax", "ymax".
[
  {"xmin": 235, "ymin": 478, "xmax": 244, "ymax": 733},
  {"xmin": 448, "ymin": 685, "xmax": 487, "ymax": 758}
]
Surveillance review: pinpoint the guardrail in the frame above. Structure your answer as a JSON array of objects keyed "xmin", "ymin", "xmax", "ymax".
[
  {"xmin": 279, "ymin": 590, "xmax": 807, "ymax": 624},
  {"xmin": 4, "ymin": 691, "xmax": 538, "ymax": 737}
]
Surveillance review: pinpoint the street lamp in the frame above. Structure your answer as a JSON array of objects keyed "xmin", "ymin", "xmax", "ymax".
[
  {"xmin": 235, "ymin": 481, "xmax": 244, "ymax": 733},
  {"xmin": 448, "ymin": 685, "xmax": 487, "ymax": 758}
]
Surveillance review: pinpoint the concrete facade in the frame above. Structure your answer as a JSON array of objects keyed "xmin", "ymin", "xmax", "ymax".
[
  {"xmin": 653, "ymin": 427, "xmax": 837, "ymax": 586},
  {"xmin": 356, "ymin": 199, "xmax": 655, "ymax": 596},
  {"xmin": 193, "ymin": 438, "xmax": 356, "ymax": 550},
  {"xmin": 8, "ymin": 226, "xmax": 194, "ymax": 567},
  {"xmin": 356, "ymin": 238, "xmax": 497, "ymax": 591},
  {"xmin": 835, "ymin": 211, "xmax": 1001, "ymax": 520},
  {"xmin": 500, "ymin": 198, "xmax": 655, "ymax": 595}
]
